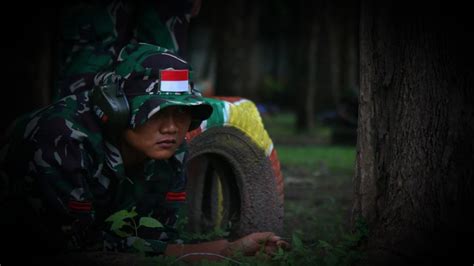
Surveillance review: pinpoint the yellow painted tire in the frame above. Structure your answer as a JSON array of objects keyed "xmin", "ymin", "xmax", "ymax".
[{"xmin": 186, "ymin": 126, "xmax": 284, "ymax": 238}]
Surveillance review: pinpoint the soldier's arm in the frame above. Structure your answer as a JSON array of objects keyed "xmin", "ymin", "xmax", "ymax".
[{"xmin": 164, "ymin": 232, "xmax": 288, "ymax": 262}]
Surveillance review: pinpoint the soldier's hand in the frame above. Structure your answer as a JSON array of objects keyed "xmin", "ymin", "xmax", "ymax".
[{"xmin": 222, "ymin": 232, "xmax": 290, "ymax": 257}]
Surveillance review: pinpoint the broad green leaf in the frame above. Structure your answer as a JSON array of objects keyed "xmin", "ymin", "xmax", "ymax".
[
  {"xmin": 105, "ymin": 209, "xmax": 137, "ymax": 223},
  {"xmin": 110, "ymin": 220, "xmax": 127, "ymax": 231},
  {"xmin": 292, "ymin": 233, "xmax": 304, "ymax": 250},
  {"xmin": 139, "ymin": 217, "xmax": 163, "ymax": 228},
  {"xmin": 131, "ymin": 237, "xmax": 154, "ymax": 253},
  {"xmin": 318, "ymin": 240, "xmax": 333, "ymax": 249},
  {"xmin": 114, "ymin": 229, "xmax": 130, "ymax": 238}
]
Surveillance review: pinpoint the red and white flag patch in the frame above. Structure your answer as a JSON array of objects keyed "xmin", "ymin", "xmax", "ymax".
[{"xmin": 160, "ymin": 69, "xmax": 190, "ymax": 93}]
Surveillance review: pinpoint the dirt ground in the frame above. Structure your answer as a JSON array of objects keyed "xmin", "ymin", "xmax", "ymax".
[{"xmin": 281, "ymin": 165, "xmax": 354, "ymax": 243}]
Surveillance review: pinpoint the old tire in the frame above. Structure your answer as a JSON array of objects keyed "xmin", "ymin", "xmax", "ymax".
[{"xmin": 186, "ymin": 126, "xmax": 283, "ymax": 239}]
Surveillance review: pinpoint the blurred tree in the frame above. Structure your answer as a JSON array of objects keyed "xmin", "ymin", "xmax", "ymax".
[
  {"xmin": 326, "ymin": 0, "xmax": 359, "ymax": 115},
  {"xmin": 256, "ymin": 0, "xmax": 293, "ymax": 107},
  {"xmin": 342, "ymin": 0, "xmax": 359, "ymax": 97},
  {"xmin": 288, "ymin": 0, "xmax": 324, "ymax": 131},
  {"xmin": 192, "ymin": 0, "xmax": 360, "ymax": 134},
  {"xmin": 0, "ymin": 5, "xmax": 57, "ymax": 135},
  {"xmin": 213, "ymin": 0, "xmax": 261, "ymax": 99},
  {"xmin": 353, "ymin": 1, "xmax": 474, "ymax": 264},
  {"xmin": 286, "ymin": 0, "xmax": 359, "ymax": 132}
]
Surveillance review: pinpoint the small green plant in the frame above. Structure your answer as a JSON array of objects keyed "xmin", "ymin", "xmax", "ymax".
[
  {"xmin": 175, "ymin": 216, "xmax": 231, "ymax": 243},
  {"xmin": 312, "ymin": 217, "xmax": 368, "ymax": 266},
  {"xmin": 105, "ymin": 206, "xmax": 164, "ymax": 254},
  {"xmin": 181, "ymin": 226, "xmax": 231, "ymax": 242},
  {"xmin": 267, "ymin": 232, "xmax": 314, "ymax": 265}
]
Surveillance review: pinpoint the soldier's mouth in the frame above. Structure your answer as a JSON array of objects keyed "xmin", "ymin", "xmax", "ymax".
[{"xmin": 156, "ymin": 139, "xmax": 176, "ymax": 148}]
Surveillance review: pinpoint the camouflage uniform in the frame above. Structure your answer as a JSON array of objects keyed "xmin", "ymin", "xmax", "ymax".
[
  {"xmin": 55, "ymin": 0, "xmax": 196, "ymax": 101},
  {"xmin": 0, "ymin": 43, "xmax": 212, "ymax": 257}
]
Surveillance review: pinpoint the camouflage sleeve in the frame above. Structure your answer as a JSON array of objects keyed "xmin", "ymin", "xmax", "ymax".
[
  {"xmin": 25, "ymin": 117, "xmax": 101, "ymax": 250},
  {"xmin": 28, "ymin": 117, "xmax": 172, "ymax": 254},
  {"xmin": 15, "ymin": 115, "xmax": 193, "ymax": 254}
]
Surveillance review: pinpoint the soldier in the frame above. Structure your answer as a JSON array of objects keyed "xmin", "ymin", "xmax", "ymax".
[
  {"xmin": 54, "ymin": 0, "xmax": 200, "ymax": 101},
  {"xmin": 0, "ymin": 43, "xmax": 286, "ymax": 264}
]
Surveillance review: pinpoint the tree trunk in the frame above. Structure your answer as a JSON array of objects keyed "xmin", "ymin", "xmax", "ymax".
[
  {"xmin": 214, "ymin": 0, "xmax": 260, "ymax": 99},
  {"xmin": 343, "ymin": 0, "xmax": 359, "ymax": 95},
  {"xmin": 214, "ymin": 0, "xmax": 245, "ymax": 97},
  {"xmin": 33, "ymin": 7, "xmax": 56, "ymax": 108},
  {"xmin": 242, "ymin": 3, "xmax": 261, "ymax": 101},
  {"xmin": 291, "ymin": 0, "xmax": 322, "ymax": 131},
  {"xmin": 353, "ymin": 1, "xmax": 474, "ymax": 265},
  {"xmin": 304, "ymin": 27, "xmax": 318, "ymax": 131},
  {"xmin": 1, "ymin": 5, "xmax": 57, "ymax": 133},
  {"xmin": 326, "ymin": 0, "xmax": 344, "ymax": 108}
]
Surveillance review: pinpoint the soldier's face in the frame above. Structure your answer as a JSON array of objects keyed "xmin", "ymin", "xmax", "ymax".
[{"xmin": 123, "ymin": 106, "xmax": 191, "ymax": 160}]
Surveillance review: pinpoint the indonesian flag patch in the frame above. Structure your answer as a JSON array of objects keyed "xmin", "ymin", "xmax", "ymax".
[{"xmin": 160, "ymin": 69, "xmax": 190, "ymax": 93}]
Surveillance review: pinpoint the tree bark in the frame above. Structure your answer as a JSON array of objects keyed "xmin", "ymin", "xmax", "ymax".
[{"xmin": 353, "ymin": 1, "xmax": 474, "ymax": 265}]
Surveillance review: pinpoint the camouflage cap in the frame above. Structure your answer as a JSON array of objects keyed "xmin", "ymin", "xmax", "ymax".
[{"xmin": 115, "ymin": 43, "xmax": 212, "ymax": 130}]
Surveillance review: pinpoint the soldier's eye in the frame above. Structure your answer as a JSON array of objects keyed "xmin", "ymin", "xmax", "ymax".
[
  {"xmin": 177, "ymin": 106, "xmax": 189, "ymax": 114},
  {"xmin": 174, "ymin": 106, "xmax": 191, "ymax": 120}
]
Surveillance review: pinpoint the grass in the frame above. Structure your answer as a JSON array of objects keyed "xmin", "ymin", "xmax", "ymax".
[
  {"xmin": 144, "ymin": 111, "xmax": 365, "ymax": 265},
  {"xmin": 276, "ymin": 145, "xmax": 356, "ymax": 175},
  {"xmin": 261, "ymin": 112, "xmax": 332, "ymax": 145},
  {"xmin": 278, "ymin": 144, "xmax": 360, "ymax": 264},
  {"xmin": 266, "ymin": 111, "xmax": 365, "ymax": 265}
]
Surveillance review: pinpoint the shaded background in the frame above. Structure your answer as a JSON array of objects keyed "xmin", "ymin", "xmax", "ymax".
[
  {"xmin": 2, "ymin": 0, "xmax": 473, "ymax": 265},
  {"xmin": 0, "ymin": 0, "xmax": 359, "ymax": 261},
  {"xmin": 1, "ymin": 0, "xmax": 359, "ymax": 143},
  {"xmin": 0, "ymin": 0, "xmax": 357, "ymax": 262}
]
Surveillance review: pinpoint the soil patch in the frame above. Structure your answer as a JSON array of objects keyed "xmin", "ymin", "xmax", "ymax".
[{"xmin": 282, "ymin": 165, "xmax": 354, "ymax": 243}]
